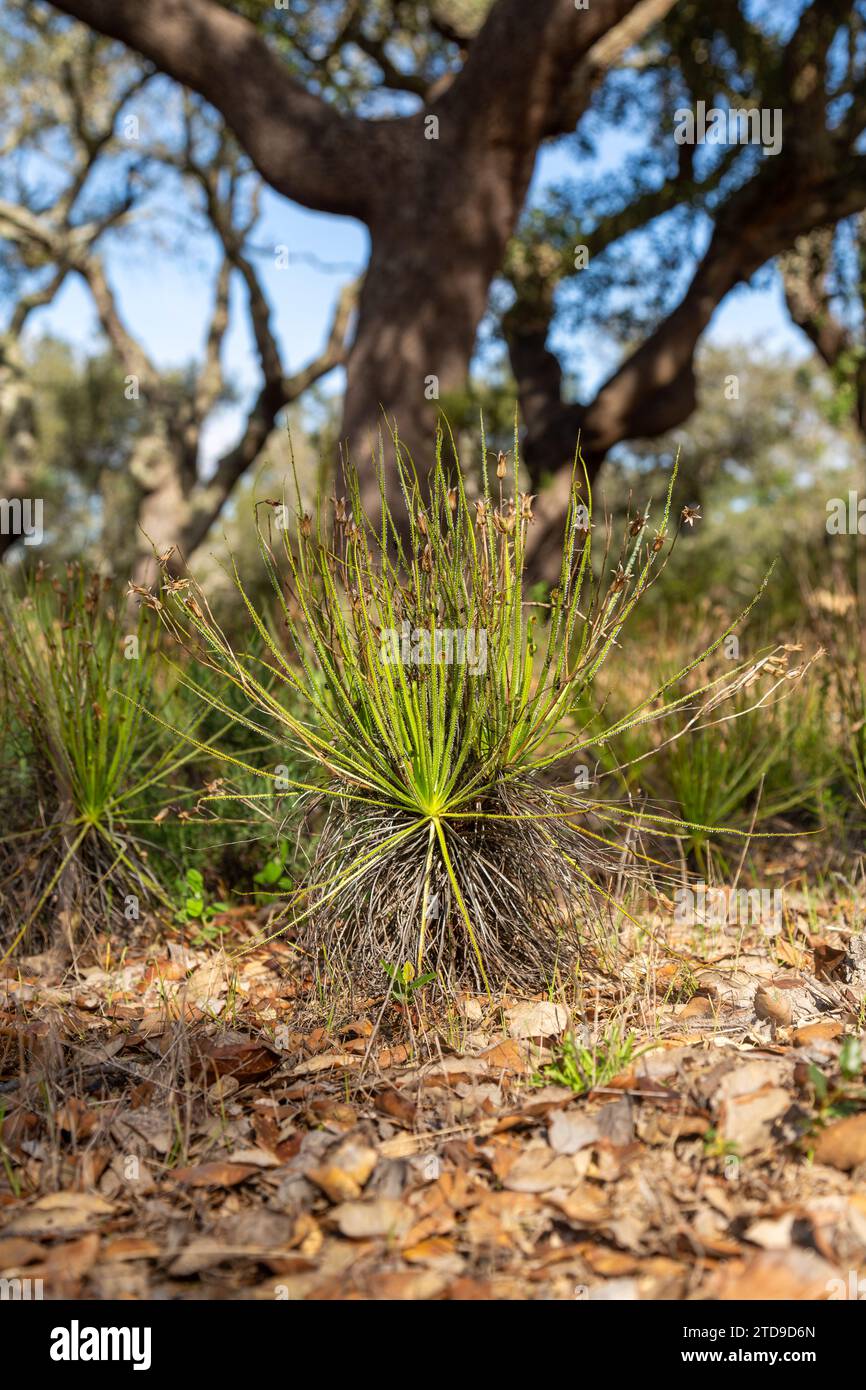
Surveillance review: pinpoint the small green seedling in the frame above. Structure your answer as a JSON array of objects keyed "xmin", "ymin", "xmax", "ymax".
[
  {"xmin": 383, "ymin": 960, "xmax": 436, "ymax": 1005},
  {"xmin": 535, "ymin": 1023, "xmax": 636, "ymax": 1097},
  {"xmin": 174, "ymin": 867, "xmax": 230, "ymax": 944},
  {"xmin": 253, "ymin": 844, "xmax": 294, "ymax": 903},
  {"xmin": 802, "ymin": 1038, "xmax": 866, "ymax": 1150}
]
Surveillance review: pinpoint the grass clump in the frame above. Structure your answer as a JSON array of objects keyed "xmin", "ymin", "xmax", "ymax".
[
  {"xmin": 577, "ymin": 637, "xmax": 822, "ymax": 870},
  {"xmin": 150, "ymin": 426, "xmax": 780, "ymax": 994},
  {"xmin": 535, "ymin": 1022, "xmax": 637, "ymax": 1096},
  {"xmin": 0, "ymin": 565, "xmax": 189, "ymax": 952}
]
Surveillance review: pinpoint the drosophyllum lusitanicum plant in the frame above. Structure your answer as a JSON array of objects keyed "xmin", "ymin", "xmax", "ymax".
[{"xmin": 149, "ymin": 424, "xmax": 794, "ymax": 996}]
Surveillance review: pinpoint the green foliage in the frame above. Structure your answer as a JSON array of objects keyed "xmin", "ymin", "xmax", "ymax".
[
  {"xmin": 0, "ymin": 566, "xmax": 192, "ymax": 949},
  {"xmin": 806, "ymin": 1042, "xmax": 866, "ymax": 1131},
  {"xmin": 253, "ymin": 842, "xmax": 294, "ymax": 902},
  {"xmin": 576, "ymin": 654, "xmax": 823, "ymax": 867},
  {"xmin": 383, "ymin": 960, "xmax": 436, "ymax": 1003},
  {"xmin": 152, "ymin": 424, "xmax": 775, "ymax": 993},
  {"xmin": 535, "ymin": 1023, "xmax": 636, "ymax": 1097},
  {"xmin": 840, "ymin": 1035, "xmax": 863, "ymax": 1083},
  {"xmin": 219, "ymin": 0, "xmax": 490, "ymax": 111},
  {"xmin": 172, "ymin": 866, "xmax": 230, "ymax": 933}
]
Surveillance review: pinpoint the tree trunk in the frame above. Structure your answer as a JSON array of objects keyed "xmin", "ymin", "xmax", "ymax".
[
  {"xmin": 341, "ymin": 109, "xmax": 539, "ymax": 517},
  {"xmin": 342, "ymin": 227, "xmax": 497, "ymax": 508}
]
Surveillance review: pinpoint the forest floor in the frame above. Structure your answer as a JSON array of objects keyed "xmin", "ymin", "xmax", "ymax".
[{"xmin": 3, "ymin": 846, "xmax": 866, "ymax": 1302}]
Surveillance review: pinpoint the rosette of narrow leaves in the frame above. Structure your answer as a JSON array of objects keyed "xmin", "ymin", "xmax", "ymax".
[
  {"xmin": 0, "ymin": 567, "xmax": 192, "ymax": 953},
  {"xmin": 152, "ymin": 428, "xmax": 779, "ymax": 993}
]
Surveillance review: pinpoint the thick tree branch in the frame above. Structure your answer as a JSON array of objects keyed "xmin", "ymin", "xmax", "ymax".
[
  {"xmin": 521, "ymin": 153, "xmax": 866, "ymax": 563},
  {"xmin": 781, "ymin": 224, "xmax": 866, "ymax": 437},
  {"xmin": 49, "ymin": 0, "xmax": 387, "ymax": 219},
  {"xmin": 780, "ymin": 230, "xmax": 850, "ymax": 370},
  {"xmin": 443, "ymin": 0, "xmax": 666, "ymax": 152},
  {"xmin": 74, "ymin": 254, "xmax": 157, "ymax": 388},
  {"xmin": 550, "ymin": 0, "xmax": 681, "ymax": 135}
]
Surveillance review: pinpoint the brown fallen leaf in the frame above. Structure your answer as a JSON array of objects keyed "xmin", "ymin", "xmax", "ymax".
[
  {"xmin": 754, "ymin": 985, "xmax": 794, "ymax": 1027},
  {"xmin": 793, "ymin": 1019, "xmax": 844, "ymax": 1046},
  {"xmin": 586, "ymin": 1275, "xmax": 639, "ymax": 1300},
  {"xmin": 637, "ymin": 1108, "xmax": 709, "ymax": 1144},
  {"xmin": 463, "ymin": 1190, "xmax": 545, "ymax": 1248},
  {"xmin": 307, "ymin": 1140, "xmax": 378, "ymax": 1203},
  {"xmin": 113, "ymin": 1106, "xmax": 173, "ymax": 1155},
  {"xmin": 330, "ymin": 1197, "xmax": 412, "ymax": 1239},
  {"xmin": 378, "ymin": 1132, "xmax": 431, "ymax": 1160},
  {"xmin": 720, "ymin": 1084, "xmax": 791, "ymax": 1154},
  {"xmin": 168, "ymin": 1239, "xmax": 299, "ymax": 1278},
  {"xmin": 167, "ymin": 1208, "xmax": 300, "ymax": 1278},
  {"xmin": 595, "ymin": 1098, "xmax": 634, "ymax": 1146},
  {"xmin": 501, "ymin": 1144, "xmax": 580, "ymax": 1193},
  {"xmin": 199, "ymin": 1039, "xmax": 280, "ymax": 1082},
  {"xmin": 55, "ymin": 1097, "xmax": 99, "ymax": 1140},
  {"xmin": 288, "ymin": 1212, "xmax": 323, "ymax": 1259},
  {"xmin": 306, "ymin": 1098, "xmax": 358, "ymax": 1131},
  {"xmin": 814, "ymin": 1113, "xmax": 866, "ymax": 1171},
  {"xmin": 44, "ymin": 1232, "xmax": 101, "ymax": 1282},
  {"xmin": 4, "ymin": 1192, "xmax": 115, "ymax": 1237},
  {"xmin": 101, "ymin": 1236, "xmax": 161, "ymax": 1261},
  {"xmin": 709, "ymin": 1247, "xmax": 839, "ymax": 1300},
  {"xmin": 292, "ymin": 1052, "xmax": 360, "ymax": 1076},
  {"xmin": 546, "ymin": 1185, "xmax": 609, "ymax": 1226},
  {"xmin": 401, "ymin": 1236, "xmax": 463, "ymax": 1272},
  {"xmin": 479, "ymin": 1038, "xmax": 531, "ymax": 1072},
  {"xmin": 33, "ymin": 1192, "xmax": 115, "ymax": 1214},
  {"xmin": 220, "ymin": 1147, "xmax": 282, "ymax": 1169},
  {"xmin": 376, "ymin": 1089, "xmax": 416, "ymax": 1126},
  {"xmin": 580, "ymin": 1246, "xmax": 636, "ymax": 1276},
  {"xmin": 745, "ymin": 1212, "xmax": 797, "ymax": 1251},
  {"xmin": 547, "ymin": 1109, "xmax": 600, "ymax": 1155},
  {"xmin": 359, "ymin": 1269, "xmax": 450, "ymax": 1300},
  {"xmin": 171, "ymin": 1161, "xmax": 259, "ymax": 1188},
  {"xmin": 0, "ymin": 1236, "xmax": 45, "ymax": 1268},
  {"xmin": 678, "ymin": 994, "xmax": 715, "ymax": 1020},
  {"xmin": 142, "ymin": 958, "xmax": 188, "ymax": 984},
  {"xmin": 505, "ymin": 1000, "xmax": 567, "ymax": 1040}
]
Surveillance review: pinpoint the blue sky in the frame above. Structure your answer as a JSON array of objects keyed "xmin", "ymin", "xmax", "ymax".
[{"xmin": 18, "ymin": 120, "xmax": 810, "ymax": 468}]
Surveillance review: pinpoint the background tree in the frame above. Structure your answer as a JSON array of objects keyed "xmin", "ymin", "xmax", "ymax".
[
  {"xmin": 43, "ymin": 0, "xmax": 678, "ymax": 499},
  {"xmin": 0, "ymin": 0, "xmax": 149, "ymax": 556},
  {"xmin": 497, "ymin": 0, "xmax": 866, "ymax": 563},
  {"xmin": 0, "ymin": 2, "xmax": 354, "ymax": 572},
  {"xmin": 780, "ymin": 215, "xmax": 866, "ymax": 451},
  {"xmin": 45, "ymin": 0, "xmax": 866, "ymax": 539}
]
